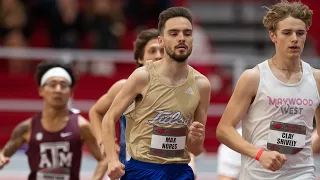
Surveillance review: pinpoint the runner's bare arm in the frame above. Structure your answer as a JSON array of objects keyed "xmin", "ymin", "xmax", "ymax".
[
  {"xmin": 312, "ymin": 68, "xmax": 320, "ymax": 153},
  {"xmin": 187, "ymin": 74, "xmax": 211, "ymax": 155},
  {"xmin": 0, "ymin": 119, "xmax": 30, "ymax": 169},
  {"xmin": 89, "ymin": 79, "xmax": 126, "ymax": 144},
  {"xmin": 79, "ymin": 116, "xmax": 102, "ymax": 161},
  {"xmin": 216, "ymin": 67, "xmax": 261, "ymax": 159},
  {"xmin": 79, "ymin": 115, "xmax": 112, "ymax": 179},
  {"xmin": 102, "ymin": 67, "xmax": 149, "ymax": 162},
  {"xmin": 188, "ymin": 152, "xmax": 197, "ymax": 177},
  {"xmin": 92, "ymin": 158, "xmax": 108, "ymax": 180},
  {"xmin": 1, "ymin": 119, "xmax": 30, "ymax": 157},
  {"xmin": 312, "ymin": 131, "xmax": 320, "ymax": 153}
]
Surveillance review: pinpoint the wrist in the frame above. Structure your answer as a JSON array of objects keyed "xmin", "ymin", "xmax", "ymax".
[
  {"xmin": 107, "ymin": 155, "xmax": 118, "ymax": 163},
  {"xmin": 255, "ymin": 149, "xmax": 264, "ymax": 161}
]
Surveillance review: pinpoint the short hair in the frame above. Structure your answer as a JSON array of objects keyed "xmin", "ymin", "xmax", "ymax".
[
  {"xmin": 263, "ymin": 0, "xmax": 313, "ymax": 33},
  {"xmin": 158, "ymin": 6, "xmax": 193, "ymax": 34},
  {"xmin": 35, "ymin": 61, "xmax": 78, "ymax": 88},
  {"xmin": 133, "ymin": 28, "xmax": 159, "ymax": 67}
]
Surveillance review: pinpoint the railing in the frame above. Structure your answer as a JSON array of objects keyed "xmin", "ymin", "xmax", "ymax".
[{"xmin": 0, "ymin": 47, "xmax": 319, "ymax": 88}]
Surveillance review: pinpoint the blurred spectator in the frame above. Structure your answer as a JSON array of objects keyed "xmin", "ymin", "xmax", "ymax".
[
  {"xmin": 41, "ymin": 0, "xmax": 87, "ymax": 48},
  {"xmin": 73, "ymin": 0, "xmax": 125, "ymax": 76},
  {"xmin": 87, "ymin": 0, "xmax": 126, "ymax": 49},
  {"xmin": 3, "ymin": 30, "xmax": 28, "ymax": 74},
  {"xmin": 0, "ymin": 0, "xmax": 31, "ymax": 74},
  {"xmin": 120, "ymin": 0, "xmax": 174, "ymax": 50},
  {"xmin": 124, "ymin": 0, "xmax": 172, "ymax": 29},
  {"xmin": 0, "ymin": 0, "xmax": 28, "ymax": 32}
]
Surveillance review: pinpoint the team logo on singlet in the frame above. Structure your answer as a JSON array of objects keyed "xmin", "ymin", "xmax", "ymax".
[
  {"xmin": 267, "ymin": 96, "xmax": 313, "ymax": 114},
  {"xmin": 37, "ymin": 142, "xmax": 73, "ymax": 180},
  {"xmin": 185, "ymin": 87, "xmax": 194, "ymax": 95},
  {"xmin": 36, "ymin": 132, "xmax": 43, "ymax": 141},
  {"xmin": 148, "ymin": 110, "xmax": 190, "ymax": 158},
  {"xmin": 148, "ymin": 110, "xmax": 190, "ymax": 126}
]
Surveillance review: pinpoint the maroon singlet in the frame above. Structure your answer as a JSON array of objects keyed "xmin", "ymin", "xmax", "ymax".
[{"xmin": 26, "ymin": 112, "xmax": 83, "ymax": 180}]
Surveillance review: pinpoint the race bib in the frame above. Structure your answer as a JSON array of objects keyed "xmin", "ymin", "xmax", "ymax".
[
  {"xmin": 149, "ymin": 126, "xmax": 187, "ymax": 158},
  {"xmin": 267, "ymin": 121, "xmax": 306, "ymax": 154},
  {"xmin": 36, "ymin": 168, "xmax": 70, "ymax": 180}
]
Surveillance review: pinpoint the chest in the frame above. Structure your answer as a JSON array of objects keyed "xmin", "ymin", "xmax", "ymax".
[{"xmin": 144, "ymin": 84, "xmax": 199, "ymax": 116}]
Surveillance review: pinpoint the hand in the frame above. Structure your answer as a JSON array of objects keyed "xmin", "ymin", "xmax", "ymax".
[
  {"xmin": 107, "ymin": 159, "xmax": 125, "ymax": 180},
  {"xmin": 189, "ymin": 122, "xmax": 205, "ymax": 142},
  {"xmin": 258, "ymin": 151, "xmax": 287, "ymax": 171},
  {"xmin": 0, "ymin": 151, "xmax": 10, "ymax": 169}
]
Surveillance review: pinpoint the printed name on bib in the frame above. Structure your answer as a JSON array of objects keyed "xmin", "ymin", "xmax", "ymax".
[
  {"xmin": 162, "ymin": 137, "xmax": 177, "ymax": 149},
  {"xmin": 277, "ymin": 132, "xmax": 296, "ymax": 146},
  {"xmin": 150, "ymin": 126, "xmax": 187, "ymax": 158},
  {"xmin": 267, "ymin": 121, "xmax": 306, "ymax": 154}
]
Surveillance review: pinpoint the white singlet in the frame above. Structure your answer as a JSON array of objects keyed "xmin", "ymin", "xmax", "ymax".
[{"xmin": 240, "ymin": 60, "xmax": 319, "ymax": 180}]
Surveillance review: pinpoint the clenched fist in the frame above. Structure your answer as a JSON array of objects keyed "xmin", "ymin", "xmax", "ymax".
[
  {"xmin": 189, "ymin": 122, "xmax": 205, "ymax": 142},
  {"xmin": 258, "ymin": 150, "xmax": 287, "ymax": 171},
  {"xmin": 107, "ymin": 159, "xmax": 125, "ymax": 180}
]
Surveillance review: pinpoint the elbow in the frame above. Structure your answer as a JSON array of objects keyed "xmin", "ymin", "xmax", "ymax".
[
  {"xmin": 216, "ymin": 123, "xmax": 226, "ymax": 143},
  {"xmin": 312, "ymin": 144, "xmax": 318, "ymax": 154},
  {"xmin": 89, "ymin": 106, "xmax": 106, "ymax": 123},
  {"xmin": 88, "ymin": 106, "xmax": 97, "ymax": 122},
  {"xmin": 312, "ymin": 140, "xmax": 320, "ymax": 154},
  {"xmin": 312, "ymin": 131, "xmax": 320, "ymax": 154}
]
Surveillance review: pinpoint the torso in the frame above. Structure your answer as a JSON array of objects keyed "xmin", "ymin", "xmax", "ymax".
[
  {"xmin": 26, "ymin": 112, "xmax": 83, "ymax": 180},
  {"xmin": 240, "ymin": 60, "xmax": 319, "ymax": 179},
  {"xmin": 125, "ymin": 61, "xmax": 200, "ymax": 164}
]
